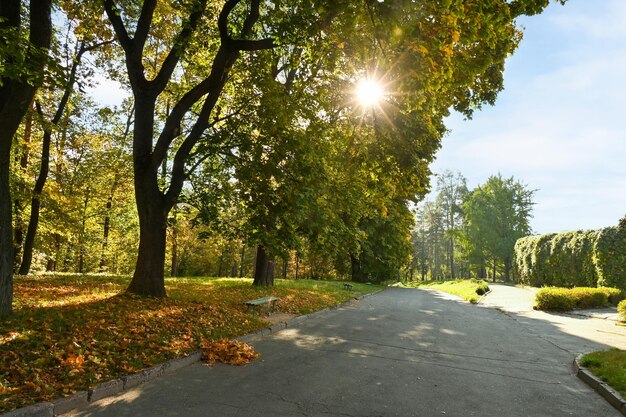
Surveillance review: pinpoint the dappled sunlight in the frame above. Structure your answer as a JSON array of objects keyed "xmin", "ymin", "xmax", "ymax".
[{"xmin": 440, "ymin": 328, "xmax": 465, "ymax": 336}]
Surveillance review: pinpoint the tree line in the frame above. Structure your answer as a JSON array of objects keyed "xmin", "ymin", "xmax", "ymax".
[
  {"xmin": 411, "ymin": 171, "xmax": 535, "ymax": 282},
  {"xmin": 0, "ymin": 0, "xmax": 564, "ymax": 317}
]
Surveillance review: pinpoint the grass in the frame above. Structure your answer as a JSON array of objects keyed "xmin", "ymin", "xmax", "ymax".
[
  {"xmin": 399, "ymin": 279, "xmax": 490, "ymax": 303},
  {"xmin": 0, "ymin": 274, "xmax": 380, "ymax": 413},
  {"xmin": 534, "ymin": 287, "xmax": 624, "ymax": 312},
  {"xmin": 581, "ymin": 349, "xmax": 626, "ymax": 398}
]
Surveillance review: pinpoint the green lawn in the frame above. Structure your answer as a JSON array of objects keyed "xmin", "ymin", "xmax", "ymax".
[
  {"xmin": 399, "ymin": 279, "xmax": 489, "ymax": 303},
  {"xmin": 581, "ymin": 349, "xmax": 626, "ymax": 398},
  {"xmin": 1, "ymin": 274, "xmax": 380, "ymax": 413}
]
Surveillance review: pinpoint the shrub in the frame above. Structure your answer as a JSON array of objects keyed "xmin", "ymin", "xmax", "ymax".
[
  {"xmin": 534, "ymin": 287, "xmax": 622, "ymax": 311},
  {"xmin": 618, "ymin": 300, "xmax": 626, "ymax": 322},
  {"xmin": 535, "ymin": 288, "xmax": 575, "ymax": 311},
  {"xmin": 595, "ymin": 216, "xmax": 626, "ymax": 289},
  {"xmin": 472, "ymin": 279, "xmax": 489, "ymax": 295}
]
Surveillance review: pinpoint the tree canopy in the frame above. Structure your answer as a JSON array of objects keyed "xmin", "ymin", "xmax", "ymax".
[{"xmin": 0, "ymin": 0, "xmax": 567, "ymax": 315}]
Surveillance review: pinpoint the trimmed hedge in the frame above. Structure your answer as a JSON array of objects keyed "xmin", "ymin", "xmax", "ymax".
[
  {"xmin": 535, "ymin": 287, "xmax": 624, "ymax": 312},
  {"xmin": 619, "ymin": 300, "xmax": 626, "ymax": 322},
  {"xmin": 515, "ymin": 216, "xmax": 626, "ymax": 289}
]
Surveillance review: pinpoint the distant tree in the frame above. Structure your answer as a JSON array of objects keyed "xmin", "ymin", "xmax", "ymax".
[
  {"xmin": 435, "ymin": 170, "xmax": 468, "ymax": 279},
  {"xmin": 463, "ymin": 175, "xmax": 535, "ymax": 281}
]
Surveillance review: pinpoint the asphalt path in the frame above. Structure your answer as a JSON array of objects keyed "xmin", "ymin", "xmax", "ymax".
[{"xmin": 68, "ymin": 288, "xmax": 621, "ymax": 417}]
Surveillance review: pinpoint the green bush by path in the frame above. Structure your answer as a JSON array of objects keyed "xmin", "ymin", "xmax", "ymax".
[
  {"xmin": 534, "ymin": 287, "xmax": 624, "ymax": 312},
  {"xmin": 580, "ymin": 349, "xmax": 626, "ymax": 398},
  {"xmin": 514, "ymin": 216, "xmax": 626, "ymax": 289},
  {"xmin": 618, "ymin": 300, "xmax": 626, "ymax": 322}
]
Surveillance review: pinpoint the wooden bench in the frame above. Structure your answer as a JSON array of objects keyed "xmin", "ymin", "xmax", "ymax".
[
  {"xmin": 343, "ymin": 283, "xmax": 353, "ymax": 290},
  {"xmin": 244, "ymin": 296, "xmax": 280, "ymax": 314}
]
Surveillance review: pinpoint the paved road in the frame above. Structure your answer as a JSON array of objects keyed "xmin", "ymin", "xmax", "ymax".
[
  {"xmin": 480, "ymin": 284, "xmax": 626, "ymax": 352},
  {"xmin": 68, "ymin": 288, "xmax": 621, "ymax": 417}
]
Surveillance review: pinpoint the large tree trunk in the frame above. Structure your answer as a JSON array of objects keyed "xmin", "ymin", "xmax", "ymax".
[
  {"xmin": 127, "ymin": 170, "xmax": 169, "ymax": 296},
  {"xmin": 128, "ymin": 201, "xmax": 168, "ymax": 296},
  {"xmin": 0, "ymin": 0, "xmax": 53, "ymax": 317},
  {"xmin": 253, "ymin": 246, "xmax": 274, "ymax": 286}
]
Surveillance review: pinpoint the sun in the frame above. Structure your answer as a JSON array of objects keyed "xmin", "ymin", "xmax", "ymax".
[{"xmin": 355, "ymin": 78, "xmax": 384, "ymax": 107}]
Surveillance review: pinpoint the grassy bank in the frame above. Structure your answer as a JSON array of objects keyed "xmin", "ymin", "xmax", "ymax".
[
  {"xmin": 581, "ymin": 349, "xmax": 626, "ymax": 398},
  {"xmin": 1, "ymin": 274, "xmax": 379, "ymax": 412},
  {"xmin": 400, "ymin": 279, "xmax": 489, "ymax": 303}
]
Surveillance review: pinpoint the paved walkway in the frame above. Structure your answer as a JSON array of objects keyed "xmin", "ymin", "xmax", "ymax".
[
  {"xmin": 480, "ymin": 284, "xmax": 626, "ymax": 352},
  {"xmin": 67, "ymin": 288, "xmax": 620, "ymax": 417}
]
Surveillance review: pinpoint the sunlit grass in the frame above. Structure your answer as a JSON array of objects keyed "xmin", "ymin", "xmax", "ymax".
[
  {"xmin": 1, "ymin": 274, "xmax": 381, "ymax": 412},
  {"xmin": 399, "ymin": 279, "xmax": 490, "ymax": 303},
  {"xmin": 581, "ymin": 349, "xmax": 626, "ymax": 398}
]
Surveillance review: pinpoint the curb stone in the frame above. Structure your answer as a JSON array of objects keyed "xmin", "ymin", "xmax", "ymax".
[
  {"xmin": 2, "ymin": 403, "xmax": 53, "ymax": 417},
  {"xmin": 2, "ymin": 288, "xmax": 385, "ymax": 417},
  {"xmin": 574, "ymin": 354, "xmax": 626, "ymax": 416},
  {"xmin": 51, "ymin": 392, "xmax": 88, "ymax": 416}
]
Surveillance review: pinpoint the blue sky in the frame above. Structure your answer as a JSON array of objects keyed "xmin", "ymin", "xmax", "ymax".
[{"xmin": 430, "ymin": 0, "xmax": 626, "ymax": 234}]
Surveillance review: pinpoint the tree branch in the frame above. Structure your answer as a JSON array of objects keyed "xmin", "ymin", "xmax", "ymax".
[
  {"xmin": 134, "ymin": 0, "xmax": 157, "ymax": 50},
  {"xmin": 218, "ymin": 0, "xmax": 242, "ymax": 42},
  {"xmin": 103, "ymin": 0, "xmax": 132, "ymax": 53},
  {"xmin": 151, "ymin": 0, "xmax": 209, "ymax": 93}
]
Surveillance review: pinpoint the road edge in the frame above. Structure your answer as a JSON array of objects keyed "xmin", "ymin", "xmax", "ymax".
[
  {"xmin": 1, "ymin": 288, "xmax": 385, "ymax": 417},
  {"xmin": 574, "ymin": 354, "xmax": 626, "ymax": 416}
]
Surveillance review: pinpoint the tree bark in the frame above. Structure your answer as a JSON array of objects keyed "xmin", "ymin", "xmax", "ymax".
[
  {"xmin": 99, "ymin": 197, "xmax": 112, "ymax": 273},
  {"xmin": 503, "ymin": 257, "xmax": 511, "ymax": 282},
  {"xmin": 253, "ymin": 245, "xmax": 274, "ymax": 286},
  {"xmin": 18, "ymin": 126, "xmax": 52, "ymax": 275},
  {"xmin": 0, "ymin": 0, "xmax": 53, "ymax": 316},
  {"xmin": 239, "ymin": 245, "xmax": 245, "ymax": 278},
  {"xmin": 13, "ymin": 106, "xmax": 33, "ymax": 269}
]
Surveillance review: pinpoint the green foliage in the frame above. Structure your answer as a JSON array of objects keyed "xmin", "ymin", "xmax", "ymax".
[
  {"xmin": 473, "ymin": 279, "xmax": 490, "ymax": 296},
  {"xmin": 580, "ymin": 349, "xmax": 626, "ymax": 399},
  {"xmin": 595, "ymin": 217, "xmax": 626, "ymax": 289},
  {"xmin": 618, "ymin": 300, "xmax": 626, "ymax": 322},
  {"xmin": 515, "ymin": 216, "xmax": 626, "ymax": 289},
  {"xmin": 534, "ymin": 287, "xmax": 623, "ymax": 311},
  {"xmin": 461, "ymin": 174, "xmax": 535, "ymax": 280}
]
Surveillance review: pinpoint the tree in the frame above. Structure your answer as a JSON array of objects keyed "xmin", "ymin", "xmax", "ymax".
[
  {"xmin": 18, "ymin": 36, "xmax": 109, "ymax": 275},
  {"xmin": 462, "ymin": 174, "xmax": 535, "ymax": 281},
  {"xmin": 0, "ymin": 0, "xmax": 53, "ymax": 317},
  {"xmin": 435, "ymin": 170, "xmax": 468, "ymax": 279},
  {"xmin": 99, "ymin": 0, "xmax": 562, "ymax": 295}
]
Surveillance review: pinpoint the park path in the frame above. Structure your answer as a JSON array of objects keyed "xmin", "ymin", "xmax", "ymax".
[
  {"xmin": 67, "ymin": 288, "xmax": 620, "ymax": 417},
  {"xmin": 479, "ymin": 283, "xmax": 626, "ymax": 352}
]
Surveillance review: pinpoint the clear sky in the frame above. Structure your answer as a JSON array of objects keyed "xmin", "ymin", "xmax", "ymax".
[{"xmin": 430, "ymin": 0, "xmax": 626, "ymax": 234}]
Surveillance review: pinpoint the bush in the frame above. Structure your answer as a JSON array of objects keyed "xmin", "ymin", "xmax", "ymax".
[
  {"xmin": 595, "ymin": 217, "xmax": 626, "ymax": 289},
  {"xmin": 535, "ymin": 288, "xmax": 575, "ymax": 311},
  {"xmin": 619, "ymin": 300, "xmax": 626, "ymax": 322},
  {"xmin": 534, "ymin": 287, "xmax": 622, "ymax": 311},
  {"xmin": 471, "ymin": 279, "xmax": 489, "ymax": 295}
]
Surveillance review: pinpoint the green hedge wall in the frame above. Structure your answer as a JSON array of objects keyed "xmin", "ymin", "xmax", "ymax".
[{"xmin": 514, "ymin": 216, "xmax": 626, "ymax": 289}]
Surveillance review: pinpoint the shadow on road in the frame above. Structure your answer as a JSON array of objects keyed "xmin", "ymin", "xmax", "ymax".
[{"xmin": 68, "ymin": 288, "xmax": 622, "ymax": 417}]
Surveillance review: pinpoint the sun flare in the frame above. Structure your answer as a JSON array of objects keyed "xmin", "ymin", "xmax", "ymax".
[{"xmin": 356, "ymin": 78, "xmax": 384, "ymax": 106}]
